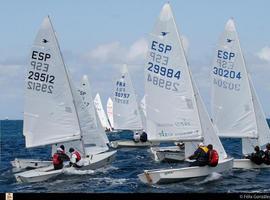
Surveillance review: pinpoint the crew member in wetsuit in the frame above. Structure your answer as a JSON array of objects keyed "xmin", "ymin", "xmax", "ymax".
[
  {"xmin": 188, "ymin": 142, "xmax": 209, "ymax": 167},
  {"xmin": 207, "ymin": 144, "xmax": 219, "ymax": 167},
  {"xmin": 246, "ymin": 146, "xmax": 265, "ymax": 165},
  {"xmin": 52, "ymin": 146, "xmax": 70, "ymax": 170},
  {"xmin": 69, "ymin": 148, "xmax": 83, "ymax": 168},
  {"xmin": 264, "ymin": 143, "xmax": 270, "ymax": 165}
]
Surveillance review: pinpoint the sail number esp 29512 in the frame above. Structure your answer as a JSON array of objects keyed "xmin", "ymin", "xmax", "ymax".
[{"xmin": 27, "ymin": 51, "xmax": 55, "ymax": 94}]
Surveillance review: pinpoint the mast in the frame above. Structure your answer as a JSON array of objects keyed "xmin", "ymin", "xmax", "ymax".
[{"xmin": 47, "ymin": 16, "xmax": 86, "ymax": 156}]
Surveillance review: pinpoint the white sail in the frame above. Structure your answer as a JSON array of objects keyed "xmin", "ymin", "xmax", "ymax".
[
  {"xmin": 24, "ymin": 16, "xmax": 81, "ymax": 148},
  {"xmin": 113, "ymin": 64, "xmax": 143, "ymax": 130},
  {"xmin": 145, "ymin": 3, "xmax": 202, "ymax": 142},
  {"xmin": 94, "ymin": 93, "xmax": 111, "ymax": 130},
  {"xmin": 242, "ymin": 75, "xmax": 270, "ymax": 154},
  {"xmin": 106, "ymin": 97, "xmax": 114, "ymax": 129},
  {"xmin": 211, "ymin": 19, "xmax": 257, "ymax": 139},
  {"xmin": 78, "ymin": 75, "xmax": 109, "ymax": 154},
  {"xmin": 140, "ymin": 95, "xmax": 146, "ymax": 117},
  {"xmin": 139, "ymin": 96, "xmax": 147, "ymax": 129}
]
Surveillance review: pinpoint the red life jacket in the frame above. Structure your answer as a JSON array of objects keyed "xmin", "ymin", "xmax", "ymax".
[
  {"xmin": 209, "ymin": 150, "xmax": 219, "ymax": 167},
  {"xmin": 74, "ymin": 151, "xmax": 81, "ymax": 162},
  {"xmin": 53, "ymin": 153, "xmax": 61, "ymax": 165}
]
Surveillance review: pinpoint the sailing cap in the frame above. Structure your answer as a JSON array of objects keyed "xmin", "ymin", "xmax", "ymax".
[
  {"xmin": 57, "ymin": 147, "xmax": 63, "ymax": 152},
  {"xmin": 199, "ymin": 142, "xmax": 204, "ymax": 147}
]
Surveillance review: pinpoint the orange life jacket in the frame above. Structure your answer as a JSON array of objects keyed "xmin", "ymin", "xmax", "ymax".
[{"xmin": 209, "ymin": 149, "xmax": 219, "ymax": 167}]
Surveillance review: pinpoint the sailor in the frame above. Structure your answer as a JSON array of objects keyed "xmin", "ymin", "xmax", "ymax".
[
  {"xmin": 140, "ymin": 130, "xmax": 148, "ymax": 143},
  {"xmin": 246, "ymin": 146, "xmax": 265, "ymax": 165},
  {"xmin": 188, "ymin": 142, "xmax": 209, "ymax": 167},
  {"xmin": 176, "ymin": 142, "xmax": 185, "ymax": 150},
  {"xmin": 52, "ymin": 146, "xmax": 70, "ymax": 170},
  {"xmin": 264, "ymin": 143, "xmax": 270, "ymax": 165},
  {"xmin": 207, "ymin": 144, "xmax": 219, "ymax": 167},
  {"xmin": 133, "ymin": 132, "xmax": 140, "ymax": 143},
  {"xmin": 69, "ymin": 148, "xmax": 83, "ymax": 168}
]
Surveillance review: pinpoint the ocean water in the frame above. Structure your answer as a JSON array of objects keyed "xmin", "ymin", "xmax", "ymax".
[{"xmin": 1, "ymin": 120, "xmax": 270, "ymax": 193}]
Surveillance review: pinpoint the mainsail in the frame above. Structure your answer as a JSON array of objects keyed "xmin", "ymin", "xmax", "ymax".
[
  {"xmin": 113, "ymin": 64, "xmax": 143, "ymax": 130},
  {"xmin": 144, "ymin": 3, "xmax": 227, "ymax": 161},
  {"xmin": 211, "ymin": 19, "xmax": 257, "ymax": 139},
  {"xmin": 106, "ymin": 97, "xmax": 114, "ymax": 129},
  {"xmin": 24, "ymin": 16, "xmax": 81, "ymax": 148},
  {"xmin": 78, "ymin": 75, "xmax": 109, "ymax": 154},
  {"xmin": 211, "ymin": 19, "xmax": 270, "ymax": 154},
  {"xmin": 145, "ymin": 3, "xmax": 202, "ymax": 142},
  {"xmin": 94, "ymin": 93, "xmax": 111, "ymax": 130}
]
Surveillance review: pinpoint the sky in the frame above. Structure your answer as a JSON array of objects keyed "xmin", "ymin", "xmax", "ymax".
[{"xmin": 0, "ymin": 0, "xmax": 270, "ymax": 119}]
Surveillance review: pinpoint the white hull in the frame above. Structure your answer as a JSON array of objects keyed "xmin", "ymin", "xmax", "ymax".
[
  {"xmin": 11, "ymin": 158, "xmax": 52, "ymax": 172},
  {"xmin": 138, "ymin": 158, "xmax": 233, "ymax": 184},
  {"xmin": 15, "ymin": 150, "xmax": 117, "ymax": 183},
  {"xmin": 150, "ymin": 146, "xmax": 185, "ymax": 162},
  {"xmin": 110, "ymin": 140, "xmax": 159, "ymax": 148},
  {"xmin": 233, "ymin": 158, "xmax": 270, "ymax": 169}
]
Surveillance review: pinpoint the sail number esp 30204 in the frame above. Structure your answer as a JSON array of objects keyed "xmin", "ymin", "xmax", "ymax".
[
  {"xmin": 213, "ymin": 50, "xmax": 241, "ymax": 91},
  {"xmin": 27, "ymin": 51, "xmax": 54, "ymax": 94},
  {"xmin": 147, "ymin": 41, "xmax": 180, "ymax": 92}
]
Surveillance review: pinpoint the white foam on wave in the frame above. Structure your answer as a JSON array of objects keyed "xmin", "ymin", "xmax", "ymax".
[
  {"xmin": 95, "ymin": 165, "xmax": 119, "ymax": 173},
  {"xmin": 63, "ymin": 168, "xmax": 95, "ymax": 175},
  {"xmin": 197, "ymin": 172, "xmax": 222, "ymax": 185},
  {"xmin": 92, "ymin": 177, "xmax": 128, "ymax": 186}
]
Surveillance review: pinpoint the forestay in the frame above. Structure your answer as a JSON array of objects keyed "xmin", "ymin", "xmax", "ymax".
[
  {"xmin": 113, "ymin": 64, "xmax": 143, "ymax": 130},
  {"xmin": 78, "ymin": 75, "xmax": 109, "ymax": 154},
  {"xmin": 145, "ymin": 3, "xmax": 202, "ymax": 142},
  {"xmin": 24, "ymin": 16, "xmax": 81, "ymax": 148},
  {"xmin": 94, "ymin": 93, "xmax": 111, "ymax": 130},
  {"xmin": 211, "ymin": 19, "xmax": 258, "ymax": 139},
  {"xmin": 107, "ymin": 97, "xmax": 114, "ymax": 129}
]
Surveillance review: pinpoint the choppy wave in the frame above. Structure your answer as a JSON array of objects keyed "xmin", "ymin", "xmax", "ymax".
[{"xmin": 2, "ymin": 121, "xmax": 270, "ymax": 193}]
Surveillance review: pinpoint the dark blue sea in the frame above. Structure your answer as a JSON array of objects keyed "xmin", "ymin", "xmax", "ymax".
[{"xmin": 1, "ymin": 120, "xmax": 270, "ymax": 193}]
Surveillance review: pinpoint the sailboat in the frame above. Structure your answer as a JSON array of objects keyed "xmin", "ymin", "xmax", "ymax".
[
  {"xmin": 211, "ymin": 19, "xmax": 270, "ymax": 169},
  {"xmin": 138, "ymin": 3, "xmax": 233, "ymax": 184},
  {"xmin": 14, "ymin": 16, "xmax": 117, "ymax": 183},
  {"xmin": 94, "ymin": 93, "xmax": 112, "ymax": 131},
  {"xmin": 109, "ymin": 64, "xmax": 159, "ymax": 148},
  {"xmin": 106, "ymin": 97, "xmax": 114, "ymax": 130},
  {"xmin": 141, "ymin": 95, "xmax": 185, "ymax": 162}
]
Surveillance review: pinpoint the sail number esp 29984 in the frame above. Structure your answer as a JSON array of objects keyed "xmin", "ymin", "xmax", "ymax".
[
  {"xmin": 27, "ymin": 51, "xmax": 55, "ymax": 94},
  {"xmin": 146, "ymin": 41, "xmax": 180, "ymax": 92}
]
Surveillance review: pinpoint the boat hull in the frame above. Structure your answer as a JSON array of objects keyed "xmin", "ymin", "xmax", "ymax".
[
  {"xmin": 14, "ymin": 150, "xmax": 117, "ymax": 183},
  {"xmin": 138, "ymin": 158, "xmax": 233, "ymax": 184},
  {"xmin": 233, "ymin": 158, "xmax": 270, "ymax": 169},
  {"xmin": 110, "ymin": 140, "xmax": 160, "ymax": 148},
  {"xmin": 11, "ymin": 158, "xmax": 52, "ymax": 172},
  {"xmin": 150, "ymin": 146, "xmax": 185, "ymax": 162}
]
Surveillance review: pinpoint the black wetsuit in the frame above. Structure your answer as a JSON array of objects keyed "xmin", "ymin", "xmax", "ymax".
[
  {"xmin": 264, "ymin": 150, "xmax": 270, "ymax": 165},
  {"xmin": 140, "ymin": 132, "xmax": 148, "ymax": 142},
  {"xmin": 250, "ymin": 150, "xmax": 265, "ymax": 165},
  {"xmin": 189, "ymin": 147, "xmax": 209, "ymax": 167}
]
